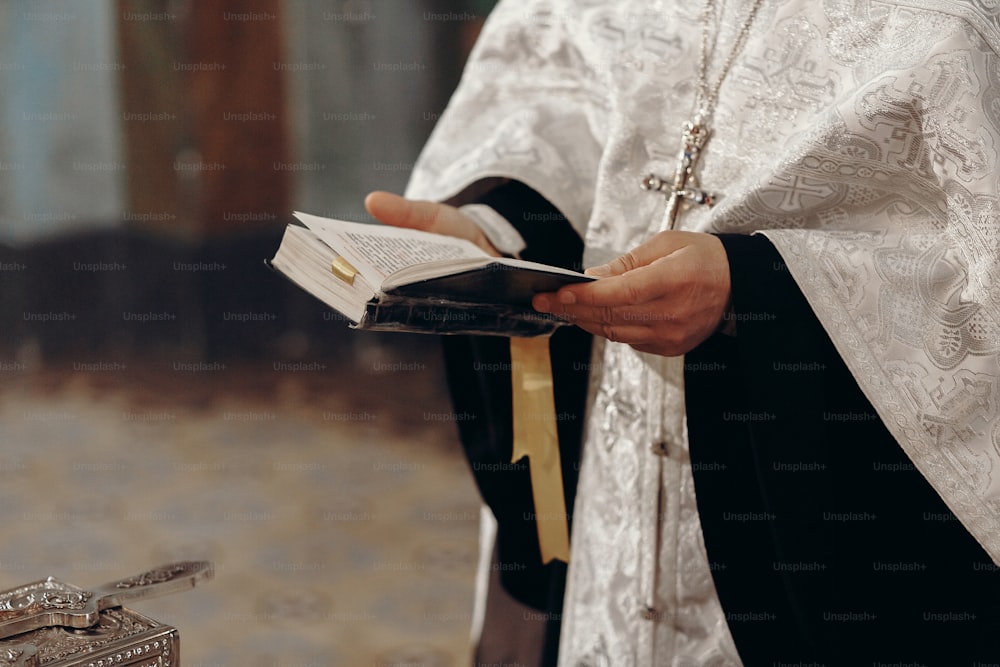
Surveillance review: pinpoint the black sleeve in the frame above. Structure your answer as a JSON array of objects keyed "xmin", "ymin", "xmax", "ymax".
[
  {"xmin": 472, "ymin": 180, "xmax": 584, "ymax": 269},
  {"xmin": 439, "ymin": 181, "xmax": 592, "ymax": 616},
  {"xmin": 684, "ymin": 233, "xmax": 1000, "ymax": 666}
]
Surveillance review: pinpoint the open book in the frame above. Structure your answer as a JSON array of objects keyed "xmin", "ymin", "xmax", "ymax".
[{"xmin": 268, "ymin": 212, "xmax": 593, "ymax": 336}]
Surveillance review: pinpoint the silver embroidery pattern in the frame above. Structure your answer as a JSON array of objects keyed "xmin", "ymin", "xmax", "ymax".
[{"xmin": 407, "ymin": 0, "xmax": 1000, "ymax": 664}]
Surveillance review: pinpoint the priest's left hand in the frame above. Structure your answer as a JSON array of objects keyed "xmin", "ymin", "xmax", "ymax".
[{"xmin": 532, "ymin": 231, "xmax": 731, "ymax": 357}]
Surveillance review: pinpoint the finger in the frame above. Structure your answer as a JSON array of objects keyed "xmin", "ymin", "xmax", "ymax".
[
  {"xmin": 534, "ymin": 292, "xmax": 677, "ymax": 329},
  {"xmin": 570, "ymin": 320, "xmax": 659, "ymax": 347},
  {"xmin": 584, "ymin": 264, "xmax": 612, "ymax": 277},
  {"xmin": 587, "ymin": 230, "xmax": 698, "ymax": 277},
  {"xmin": 553, "ymin": 259, "xmax": 675, "ymax": 308},
  {"xmin": 537, "ymin": 302, "xmax": 678, "ymax": 334},
  {"xmin": 364, "ymin": 191, "xmax": 408, "ymax": 224},
  {"xmin": 364, "ymin": 192, "xmax": 453, "ymax": 233},
  {"xmin": 532, "ymin": 297, "xmax": 656, "ymax": 344},
  {"xmin": 365, "ymin": 191, "xmax": 497, "ymax": 254}
]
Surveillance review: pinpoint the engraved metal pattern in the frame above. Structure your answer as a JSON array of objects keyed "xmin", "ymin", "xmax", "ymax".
[
  {"xmin": 0, "ymin": 607, "xmax": 178, "ymax": 667},
  {"xmin": 0, "ymin": 583, "xmax": 95, "ymax": 641},
  {"xmin": 0, "ymin": 645, "xmax": 38, "ymax": 667},
  {"xmin": 640, "ymin": 121, "xmax": 716, "ymax": 230},
  {"xmin": 0, "ymin": 583, "xmax": 91, "ymax": 616},
  {"xmin": 0, "ymin": 562, "xmax": 212, "ymax": 640},
  {"xmin": 111, "ymin": 562, "xmax": 205, "ymax": 590}
]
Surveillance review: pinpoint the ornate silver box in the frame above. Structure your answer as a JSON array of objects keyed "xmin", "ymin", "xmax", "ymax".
[{"xmin": 0, "ymin": 563, "xmax": 212, "ymax": 667}]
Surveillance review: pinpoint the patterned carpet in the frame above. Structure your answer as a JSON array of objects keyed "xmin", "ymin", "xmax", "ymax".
[{"xmin": 0, "ymin": 339, "xmax": 481, "ymax": 665}]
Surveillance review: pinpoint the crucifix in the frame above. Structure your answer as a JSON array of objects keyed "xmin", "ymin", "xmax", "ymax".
[{"xmin": 641, "ymin": 121, "xmax": 717, "ymax": 230}]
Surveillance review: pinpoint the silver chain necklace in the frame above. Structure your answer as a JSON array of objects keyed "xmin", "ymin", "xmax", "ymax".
[{"xmin": 641, "ymin": 0, "xmax": 766, "ymax": 230}]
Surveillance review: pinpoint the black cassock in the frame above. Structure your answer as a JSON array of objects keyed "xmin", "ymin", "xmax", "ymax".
[{"xmin": 441, "ymin": 181, "xmax": 1000, "ymax": 666}]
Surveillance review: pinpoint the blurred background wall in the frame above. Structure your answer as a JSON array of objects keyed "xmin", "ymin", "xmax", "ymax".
[
  {"xmin": 0, "ymin": 0, "xmax": 496, "ymax": 361},
  {"xmin": 0, "ymin": 2, "xmax": 505, "ymax": 665}
]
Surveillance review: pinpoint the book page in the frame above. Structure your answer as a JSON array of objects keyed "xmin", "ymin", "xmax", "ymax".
[
  {"xmin": 269, "ymin": 225, "xmax": 374, "ymax": 324},
  {"xmin": 294, "ymin": 212, "xmax": 486, "ymax": 284}
]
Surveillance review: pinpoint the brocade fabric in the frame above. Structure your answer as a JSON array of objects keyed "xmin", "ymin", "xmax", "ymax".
[{"xmin": 406, "ymin": 1, "xmax": 1000, "ymax": 664}]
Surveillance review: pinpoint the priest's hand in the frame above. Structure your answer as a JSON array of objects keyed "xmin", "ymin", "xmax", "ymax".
[
  {"xmin": 532, "ymin": 231, "xmax": 731, "ymax": 357},
  {"xmin": 364, "ymin": 191, "xmax": 501, "ymax": 257}
]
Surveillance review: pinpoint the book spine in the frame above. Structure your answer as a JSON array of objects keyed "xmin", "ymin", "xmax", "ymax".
[{"xmin": 357, "ymin": 297, "xmax": 567, "ymax": 337}]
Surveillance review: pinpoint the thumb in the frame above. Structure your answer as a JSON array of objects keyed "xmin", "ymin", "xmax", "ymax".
[
  {"xmin": 364, "ymin": 191, "xmax": 499, "ymax": 256},
  {"xmin": 586, "ymin": 230, "xmax": 697, "ymax": 277},
  {"xmin": 364, "ymin": 191, "xmax": 446, "ymax": 232}
]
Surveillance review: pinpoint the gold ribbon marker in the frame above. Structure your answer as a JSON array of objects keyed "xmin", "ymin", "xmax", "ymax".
[
  {"xmin": 510, "ymin": 335, "xmax": 571, "ymax": 564},
  {"xmin": 330, "ymin": 256, "xmax": 358, "ymax": 286}
]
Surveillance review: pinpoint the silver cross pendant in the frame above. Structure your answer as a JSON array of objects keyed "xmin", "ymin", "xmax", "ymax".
[{"xmin": 641, "ymin": 121, "xmax": 716, "ymax": 231}]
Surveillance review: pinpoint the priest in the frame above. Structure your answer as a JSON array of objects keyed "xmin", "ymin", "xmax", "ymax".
[{"xmin": 366, "ymin": 0, "xmax": 1000, "ymax": 664}]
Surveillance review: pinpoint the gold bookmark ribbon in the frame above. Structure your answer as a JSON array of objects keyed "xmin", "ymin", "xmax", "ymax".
[
  {"xmin": 330, "ymin": 256, "xmax": 358, "ymax": 285},
  {"xmin": 509, "ymin": 335, "xmax": 570, "ymax": 564}
]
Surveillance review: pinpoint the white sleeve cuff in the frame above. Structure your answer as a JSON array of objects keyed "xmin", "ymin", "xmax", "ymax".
[{"xmin": 459, "ymin": 203, "xmax": 527, "ymax": 258}]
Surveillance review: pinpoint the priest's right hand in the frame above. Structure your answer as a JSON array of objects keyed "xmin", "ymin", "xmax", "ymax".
[{"xmin": 364, "ymin": 191, "xmax": 501, "ymax": 257}]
